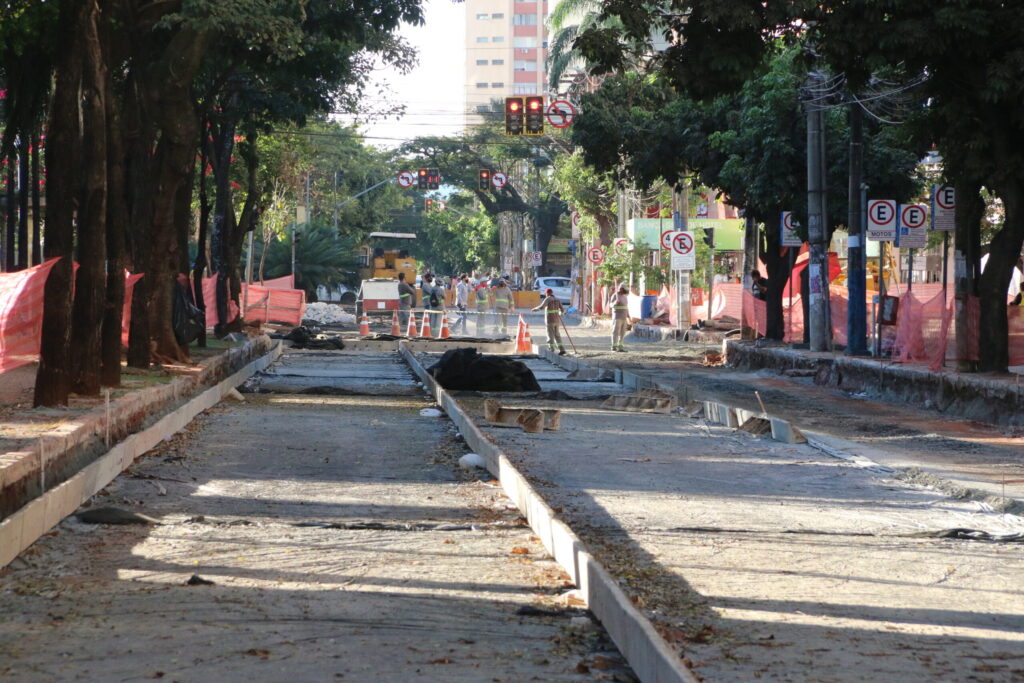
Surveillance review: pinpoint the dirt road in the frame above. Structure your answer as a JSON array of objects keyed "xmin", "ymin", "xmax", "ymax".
[{"xmin": 0, "ymin": 350, "xmax": 632, "ymax": 682}]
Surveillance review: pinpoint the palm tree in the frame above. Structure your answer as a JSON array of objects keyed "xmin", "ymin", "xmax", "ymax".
[{"xmin": 262, "ymin": 221, "xmax": 361, "ymax": 301}]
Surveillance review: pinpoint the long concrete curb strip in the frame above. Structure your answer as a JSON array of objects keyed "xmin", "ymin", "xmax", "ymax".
[
  {"xmin": 399, "ymin": 342, "xmax": 698, "ymax": 683},
  {"xmin": 0, "ymin": 341, "xmax": 283, "ymax": 568}
]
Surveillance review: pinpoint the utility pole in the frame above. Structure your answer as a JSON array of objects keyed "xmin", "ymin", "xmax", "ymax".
[
  {"xmin": 742, "ymin": 213, "xmax": 758, "ymax": 340},
  {"xmin": 805, "ymin": 78, "xmax": 830, "ymax": 352},
  {"xmin": 674, "ymin": 180, "xmax": 691, "ymax": 332},
  {"xmin": 846, "ymin": 102, "xmax": 868, "ymax": 354}
]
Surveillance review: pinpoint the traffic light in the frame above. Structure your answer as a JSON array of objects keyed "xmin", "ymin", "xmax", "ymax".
[
  {"xmin": 418, "ymin": 168, "xmax": 428, "ymax": 189},
  {"xmin": 425, "ymin": 198, "xmax": 434, "ymax": 211},
  {"xmin": 427, "ymin": 168, "xmax": 440, "ymax": 190},
  {"xmin": 505, "ymin": 97, "xmax": 524, "ymax": 136},
  {"xmin": 478, "ymin": 168, "xmax": 491, "ymax": 190},
  {"xmin": 525, "ymin": 96, "xmax": 544, "ymax": 135},
  {"xmin": 702, "ymin": 227, "xmax": 715, "ymax": 249}
]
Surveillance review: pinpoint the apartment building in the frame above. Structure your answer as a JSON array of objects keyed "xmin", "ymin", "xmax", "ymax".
[{"xmin": 464, "ymin": 0, "xmax": 549, "ymax": 127}]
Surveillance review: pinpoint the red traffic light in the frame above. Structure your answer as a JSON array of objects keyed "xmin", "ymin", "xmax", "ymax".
[
  {"xmin": 528, "ymin": 99, "xmax": 541, "ymax": 111},
  {"xmin": 509, "ymin": 101, "xmax": 520, "ymax": 112}
]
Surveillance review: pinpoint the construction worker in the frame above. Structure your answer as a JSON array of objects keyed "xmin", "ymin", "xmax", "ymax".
[
  {"xmin": 492, "ymin": 278, "xmax": 513, "ymax": 336},
  {"xmin": 474, "ymin": 278, "xmax": 491, "ymax": 336},
  {"xmin": 421, "ymin": 273, "xmax": 445, "ymax": 333},
  {"xmin": 532, "ymin": 287, "xmax": 567, "ymax": 355},
  {"xmin": 397, "ymin": 272, "xmax": 416, "ymax": 331},
  {"xmin": 609, "ymin": 284, "xmax": 629, "ymax": 352},
  {"xmin": 454, "ymin": 274, "xmax": 470, "ymax": 333}
]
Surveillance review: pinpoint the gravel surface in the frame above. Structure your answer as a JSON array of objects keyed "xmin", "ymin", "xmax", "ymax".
[{"xmin": 0, "ymin": 350, "xmax": 634, "ymax": 682}]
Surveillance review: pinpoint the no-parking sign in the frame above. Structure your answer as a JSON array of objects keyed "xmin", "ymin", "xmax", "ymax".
[
  {"xmin": 670, "ymin": 231, "xmax": 695, "ymax": 271},
  {"xmin": 780, "ymin": 211, "xmax": 802, "ymax": 247},
  {"xmin": 896, "ymin": 203, "xmax": 929, "ymax": 248},
  {"xmin": 931, "ymin": 185, "xmax": 955, "ymax": 231},
  {"xmin": 867, "ymin": 199, "xmax": 897, "ymax": 242},
  {"xmin": 587, "ymin": 246, "xmax": 605, "ymax": 264}
]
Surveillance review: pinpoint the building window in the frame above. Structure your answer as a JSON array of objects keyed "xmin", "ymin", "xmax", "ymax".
[
  {"xmin": 492, "ymin": 12, "xmax": 504, "ymax": 18},
  {"xmin": 476, "ymin": 82, "xmax": 489, "ymax": 88},
  {"xmin": 513, "ymin": 14, "xmax": 538, "ymax": 25},
  {"xmin": 491, "ymin": 59, "xmax": 504, "ymax": 65},
  {"xmin": 492, "ymin": 82, "xmax": 504, "ymax": 88},
  {"xmin": 513, "ymin": 84, "xmax": 538, "ymax": 94},
  {"xmin": 476, "ymin": 59, "xmax": 488, "ymax": 65},
  {"xmin": 475, "ymin": 36, "xmax": 488, "ymax": 43},
  {"xmin": 514, "ymin": 60, "xmax": 537, "ymax": 71},
  {"xmin": 492, "ymin": 35, "xmax": 505, "ymax": 42},
  {"xmin": 475, "ymin": 12, "xmax": 489, "ymax": 19},
  {"xmin": 513, "ymin": 36, "xmax": 537, "ymax": 48}
]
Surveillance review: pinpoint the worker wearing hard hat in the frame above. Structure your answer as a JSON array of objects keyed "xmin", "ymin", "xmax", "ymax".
[{"xmin": 532, "ymin": 288, "xmax": 567, "ymax": 355}]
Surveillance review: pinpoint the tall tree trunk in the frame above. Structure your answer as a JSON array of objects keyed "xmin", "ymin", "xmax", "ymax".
[
  {"xmin": 31, "ymin": 130, "xmax": 41, "ymax": 266},
  {"xmin": 69, "ymin": 0, "xmax": 109, "ymax": 396},
  {"xmin": 954, "ymin": 180, "xmax": 983, "ymax": 372},
  {"xmin": 208, "ymin": 113, "xmax": 237, "ymax": 336},
  {"xmin": 124, "ymin": 72, "xmax": 155, "ymax": 368},
  {"xmin": 193, "ymin": 125, "xmax": 210, "ymax": 347},
  {"xmin": 4, "ymin": 153, "xmax": 15, "ymax": 271},
  {"xmin": 17, "ymin": 140, "xmax": 29, "ymax": 269},
  {"xmin": 140, "ymin": 27, "xmax": 211, "ymax": 361},
  {"xmin": 977, "ymin": 183, "xmax": 1024, "ymax": 372},
  {"xmin": 100, "ymin": 22, "xmax": 128, "ymax": 387},
  {"xmin": 34, "ymin": 0, "xmax": 83, "ymax": 407}
]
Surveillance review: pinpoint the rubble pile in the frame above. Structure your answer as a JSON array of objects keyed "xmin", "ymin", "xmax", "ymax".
[{"xmin": 303, "ymin": 302, "xmax": 356, "ymax": 325}]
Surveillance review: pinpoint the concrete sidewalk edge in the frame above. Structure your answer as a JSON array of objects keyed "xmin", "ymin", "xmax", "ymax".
[
  {"xmin": 0, "ymin": 341, "xmax": 283, "ymax": 569},
  {"xmin": 400, "ymin": 342, "xmax": 699, "ymax": 683}
]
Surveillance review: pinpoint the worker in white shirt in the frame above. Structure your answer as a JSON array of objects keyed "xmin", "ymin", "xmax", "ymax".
[{"xmin": 453, "ymin": 274, "xmax": 470, "ymax": 333}]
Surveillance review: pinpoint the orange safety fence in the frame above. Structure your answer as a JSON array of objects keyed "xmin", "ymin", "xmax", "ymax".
[
  {"xmin": 710, "ymin": 283, "xmax": 743, "ymax": 321},
  {"xmin": 1, "ymin": 260, "xmax": 144, "ymax": 375},
  {"xmin": 121, "ymin": 273, "xmax": 145, "ymax": 346},
  {"xmin": 241, "ymin": 283, "xmax": 306, "ymax": 326},
  {"xmin": 742, "ymin": 290, "xmax": 805, "ymax": 343},
  {"xmin": 197, "ymin": 277, "xmax": 306, "ymax": 327},
  {"xmin": 0, "ymin": 259, "xmax": 61, "ymax": 373},
  {"xmin": 198, "ymin": 276, "xmax": 241, "ymax": 329},
  {"xmin": 253, "ymin": 274, "xmax": 295, "ymax": 290}
]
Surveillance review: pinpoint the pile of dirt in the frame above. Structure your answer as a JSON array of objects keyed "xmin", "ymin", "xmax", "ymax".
[{"xmin": 427, "ymin": 348, "xmax": 541, "ymax": 392}]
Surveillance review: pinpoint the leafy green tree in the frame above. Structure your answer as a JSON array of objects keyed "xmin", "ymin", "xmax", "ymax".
[
  {"xmin": 262, "ymin": 221, "xmax": 361, "ymax": 300},
  {"xmin": 410, "ymin": 195, "xmax": 499, "ymax": 275}
]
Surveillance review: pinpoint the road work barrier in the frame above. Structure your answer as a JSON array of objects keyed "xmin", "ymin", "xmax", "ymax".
[
  {"xmin": 0, "ymin": 260, "xmax": 144, "ymax": 375},
  {"xmin": 400, "ymin": 343, "xmax": 698, "ymax": 683}
]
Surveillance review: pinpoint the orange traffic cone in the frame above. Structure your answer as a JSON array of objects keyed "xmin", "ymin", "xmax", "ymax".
[
  {"xmin": 406, "ymin": 310, "xmax": 417, "ymax": 337},
  {"xmin": 391, "ymin": 310, "xmax": 401, "ymax": 336},
  {"xmin": 515, "ymin": 315, "xmax": 528, "ymax": 352},
  {"xmin": 359, "ymin": 313, "xmax": 370, "ymax": 336},
  {"xmin": 439, "ymin": 313, "xmax": 451, "ymax": 339},
  {"xmin": 419, "ymin": 310, "xmax": 432, "ymax": 338},
  {"xmin": 523, "ymin": 322, "xmax": 533, "ymax": 351}
]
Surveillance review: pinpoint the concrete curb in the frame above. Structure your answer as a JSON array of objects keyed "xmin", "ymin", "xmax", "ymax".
[
  {"xmin": 0, "ymin": 341, "xmax": 283, "ymax": 568},
  {"xmin": 400, "ymin": 342, "xmax": 698, "ymax": 683},
  {"xmin": 725, "ymin": 340, "xmax": 1024, "ymax": 427}
]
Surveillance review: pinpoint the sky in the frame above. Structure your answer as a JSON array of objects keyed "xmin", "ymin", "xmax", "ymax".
[{"xmin": 353, "ymin": 0, "xmax": 467, "ymax": 148}]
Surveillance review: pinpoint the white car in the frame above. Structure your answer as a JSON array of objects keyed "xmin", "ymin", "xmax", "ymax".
[{"xmin": 533, "ymin": 276, "xmax": 572, "ymax": 305}]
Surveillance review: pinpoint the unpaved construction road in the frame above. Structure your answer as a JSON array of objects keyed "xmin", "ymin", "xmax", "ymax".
[
  {"xmin": 0, "ymin": 349, "xmax": 632, "ymax": 682},
  {"xmin": 4, "ymin": 338, "xmax": 1024, "ymax": 682}
]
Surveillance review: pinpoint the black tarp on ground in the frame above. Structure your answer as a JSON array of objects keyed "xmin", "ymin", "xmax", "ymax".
[{"xmin": 427, "ymin": 348, "xmax": 541, "ymax": 392}]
